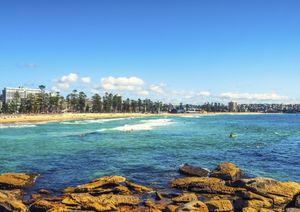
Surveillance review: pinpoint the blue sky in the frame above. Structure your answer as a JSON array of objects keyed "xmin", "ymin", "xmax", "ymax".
[{"xmin": 0, "ymin": 0, "xmax": 299, "ymax": 103}]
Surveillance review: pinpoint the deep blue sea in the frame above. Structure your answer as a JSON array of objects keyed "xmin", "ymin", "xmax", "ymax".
[{"xmin": 0, "ymin": 114, "xmax": 299, "ymax": 196}]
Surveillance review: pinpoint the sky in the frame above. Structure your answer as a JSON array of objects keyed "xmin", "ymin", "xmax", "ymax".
[{"xmin": 0, "ymin": 0, "xmax": 300, "ymax": 104}]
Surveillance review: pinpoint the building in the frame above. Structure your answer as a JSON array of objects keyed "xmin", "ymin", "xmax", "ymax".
[
  {"xmin": 1, "ymin": 87, "xmax": 41, "ymax": 103},
  {"xmin": 228, "ymin": 101, "xmax": 238, "ymax": 112}
]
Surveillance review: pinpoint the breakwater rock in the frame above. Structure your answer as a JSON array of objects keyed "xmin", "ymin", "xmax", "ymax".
[{"xmin": 0, "ymin": 162, "xmax": 299, "ymax": 211}]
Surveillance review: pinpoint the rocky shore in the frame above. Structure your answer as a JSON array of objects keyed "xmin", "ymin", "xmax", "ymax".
[{"xmin": 0, "ymin": 162, "xmax": 299, "ymax": 212}]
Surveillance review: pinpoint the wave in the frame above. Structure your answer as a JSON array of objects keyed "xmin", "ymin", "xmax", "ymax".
[
  {"xmin": 181, "ymin": 115, "xmax": 201, "ymax": 118},
  {"xmin": 60, "ymin": 118, "xmax": 130, "ymax": 125},
  {"xmin": 99, "ymin": 119, "xmax": 175, "ymax": 132},
  {"xmin": 0, "ymin": 124, "xmax": 37, "ymax": 129}
]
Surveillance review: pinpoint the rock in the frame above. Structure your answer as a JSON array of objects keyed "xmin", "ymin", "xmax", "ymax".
[
  {"xmin": 0, "ymin": 189, "xmax": 27, "ymax": 212},
  {"xmin": 166, "ymin": 204, "xmax": 178, "ymax": 212},
  {"xmin": 205, "ymin": 199, "xmax": 233, "ymax": 212},
  {"xmin": 0, "ymin": 173, "xmax": 38, "ymax": 189},
  {"xmin": 29, "ymin": 199, "xmax": 65, "ymax": 212},
  {"xmin": 259, "ymin": 209, "xmax": 275, "ymax": 212},
  {"xmin": 190, "ymin": 181, "xmax": 246, "ymax": 195},
  {"xmin": 236, "ymin": 177, "xmax": 300, "ymax": 205},
  {"xmin": 75, "ymin": 175, "xmax": 126, "ymax": 192},
  {"xmin": 179, "ymin": 164, "xmax": 209, "ymax": 177},
  {"xmin": 242, "ymin": 207, "xmax": 257, "ymax": 212},
  {"xmin": 144, "ymin": 199, "xmax": 166, "ymax": 212},
  {"xmin": 171, "ymin": 177, "xmax": 223, "ymax": 189},
  {"xmin": 62, "ymin": 193, "xmax": 139, "ymax": 211},
  {"xmin": 125, "ymin": 181, "xmax": 153, "ymax": 192},
  {"xmin": 38, "ymin": 189, "xmax": 52, "ymax": 195},
  {"xmin": 172, "ymin": 192, "xmax": 198, "ymax": 203},
  {"xmin": 235, "ymin": 191, "xmax": 273, "ymax": 209},
  {"xmin": 63, "ymin": 186, "xmax": 75, "ymax": 193},
  {"xmin": 210, "ymin": 162, "xmax": 242, "ymax": 181},
  {"xmin": 296, "ymin": 195, "xmax": 300, "ymax": 208},
  {"xmin": 285, "ymin": 208, "xmax": 300, "ymax": 212},
  {"xmin": 176, "ymin": 200, "xmax": 209, "ymax": 212}
]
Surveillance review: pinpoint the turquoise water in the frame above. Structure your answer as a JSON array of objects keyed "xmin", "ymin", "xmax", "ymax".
[{"xmin": 0, "ymin": 114, "xmax": 299, "ymax": 196}]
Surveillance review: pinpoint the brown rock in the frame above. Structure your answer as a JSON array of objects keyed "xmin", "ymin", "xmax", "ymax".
[
  {"xmin": 179, "ymin": 164, "xmax": 209, "ymax": 177},
  {"xmin": 285, "ymin": 208, "xmax": 300, "ymax": 212},
  {"xmin": 38, "ymin": 189, "xmax": 52, "ymax": 195},
  {"xmin": 166, "ymin": 205, "xmax": 178, "ymax": 212},
  {"xmin": 171, "ymin": 177, "xmax": 223, "ymax": 189},
  {"xmin": 63, "ymin": 186, "xmax": 75, "ymax": 193},
  {"xmin": 205, "ymin": 199, "xmax": 233, "ymax": 212},
  {"xmin": 191, "ymin": 182, "xmax": 246, "ymax": 195},
  {"xmin": 74, "ymin": 175, "xmax": 126, "ymax": 192},
  {"xmin": 235, "ymin": 191, "xmax": 273, "ymax": 209},
  {"xmin": 210, "ymin": 162, "xmax": 242, "ymax": 181},
  {"xmin": 62, "ymin": 193, "xmax": 139, "ymax": 211},
  {"xmin": 172, "ymin": 192, "xmax": 198, "ymax": 203},
  {"xmin": 0, "ymin": 173, "xmax": 38, "ymax": 189},
  {"xmin": 238, "ymin": 177, "xmax": 300, "ymax": 205},
  {"xmin": 242, "ymin": 207, "xmax": 257, "ymax": 212},
  {"xmin": 0, "ymin": 189, "xmax": 27, "ymax": 212},
  {"xmin": 125, "ymin": 181, "xmax": 153, "ymax": 192},
  {"xmin": 295, "ymin": 195, "xmax": 300, "ymax": 208},
  {"xmin": 176, "ymin": 200, "xmax": 209, "ymax": 212}
]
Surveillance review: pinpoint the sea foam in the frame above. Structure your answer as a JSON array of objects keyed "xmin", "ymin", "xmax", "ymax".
[
  {"xmin": 101, "ymin": 118, "xmax": 175, "ymax": 132},
  {"xmin": 0, "ymin": 124, "xmax": 37, "ymax": 129}
]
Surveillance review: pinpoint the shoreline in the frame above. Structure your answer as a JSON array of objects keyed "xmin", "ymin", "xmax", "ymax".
[
  {"xmin": 0, "ymin": 112, "xmax": 276, "ymax": 124},
  {"xmin": 0, "ymin": 162, "xmax": 299, "ymax": 211}
]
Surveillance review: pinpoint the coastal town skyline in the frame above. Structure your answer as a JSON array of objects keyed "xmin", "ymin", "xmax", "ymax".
[{"xmin": 1, "ymin": 0, "xmax": 300, "ymax": 104}]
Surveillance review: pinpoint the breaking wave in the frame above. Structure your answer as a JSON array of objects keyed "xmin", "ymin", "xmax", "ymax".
[
  {"xmin": 0, "ymin": 124, "xmax": 37, "ymax": 129},
  {"xmin": 99, "ymin": 119, "xmax": 175, "ymax": 132}
]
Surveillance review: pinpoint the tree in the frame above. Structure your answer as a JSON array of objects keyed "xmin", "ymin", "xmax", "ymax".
[
  {"xmin": 91, "ymin": 94, "xmax": 102, "ymax": 112},
  {"xmin": 78, "ymin": 91, "xmax": 87, "ymax": 112}
]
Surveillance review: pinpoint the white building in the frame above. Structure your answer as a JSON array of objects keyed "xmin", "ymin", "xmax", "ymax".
[{"xmin": 1, "ymin": 87, "xmax": 41, "ymax": 103}]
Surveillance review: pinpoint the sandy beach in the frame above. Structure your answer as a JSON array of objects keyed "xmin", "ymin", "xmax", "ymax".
[{"xmin": 0, "ymin": 112, "xmax": 268, "ymax": 124}]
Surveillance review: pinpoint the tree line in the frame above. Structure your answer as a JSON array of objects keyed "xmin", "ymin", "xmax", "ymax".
[{"xmin": 0, "ymin": 85, "xmax": 170, "ymax": 114}]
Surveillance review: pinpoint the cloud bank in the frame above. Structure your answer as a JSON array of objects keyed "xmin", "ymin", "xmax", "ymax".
[{"xmin": 52, "ymin": 73, "xmax": 291, "ymax": 103}]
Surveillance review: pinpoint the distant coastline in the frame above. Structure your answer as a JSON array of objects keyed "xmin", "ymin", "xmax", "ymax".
[{"xmin": 0, "ymin": 112, "xmax": 276, "ymax": 124}]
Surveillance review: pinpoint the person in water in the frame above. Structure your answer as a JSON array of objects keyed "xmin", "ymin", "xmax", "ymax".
[{"xmin": 229, "ymin": 132, "xmax": 237, "ymax": 138}]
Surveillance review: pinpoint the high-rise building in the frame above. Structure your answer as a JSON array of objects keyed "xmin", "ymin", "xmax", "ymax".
[
  {"xmin": 228, "ymin": 101, "xmax": 238, "ymax": 112},
  {"xmin": 1, "ymin": 87, "xmax": 41, "ymax": 103}
]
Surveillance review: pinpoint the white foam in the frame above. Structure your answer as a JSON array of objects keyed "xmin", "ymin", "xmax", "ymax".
[
  {"xmin": 108, "ymin": 119, "xmax": 175, "ymax": 132},
  {"xmin": 0, "ymin": 124, "xmax": 37, "ymax": 129},
  {"xmin": 61, "ymin": 118, "xmax": 130, "ymax": 125},
  {"xmin": 181, "ymin": 115, "xmax": 201, "ymax": 118}
]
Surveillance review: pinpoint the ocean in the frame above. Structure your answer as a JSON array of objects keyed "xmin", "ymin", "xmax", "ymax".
[{"xmin": 0, "ymin": 114, "xmax": 299, "ymax": 196}]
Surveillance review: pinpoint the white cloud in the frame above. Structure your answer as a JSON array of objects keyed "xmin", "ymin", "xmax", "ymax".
[
  {"xmin": 196, "ymin": 91, "xmax": 211, "ymax": 97},
  {"xmin": 81, "ymin": 77, "xmax": 91, "ymax": 84},
  {"xmin": 59, "ymin": 73, "xmax": 78, "ymax": 83},
  {"xmin": 52, "ymin": 73, "xmax": 78, "ymax": 92},
  {"xmin": 101, "ymin": 76, "xmax": 144, "ymax": 91},
  {"xmin": 149, "ymin": 84, "xmax": 165, "ymax": 94},
  {"xmin": 136, "ymin": 90, "xmax": 150, "ymax": 96},
  {"xmin": 220, "ymin": 92, "xmax": 288, "ymax": 101}
]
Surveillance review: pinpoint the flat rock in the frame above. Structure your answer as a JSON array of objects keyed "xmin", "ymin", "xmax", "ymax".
[
  {"xmin": 0, "ymin": 173, "xmax": 38, "ymax": 189},
  {"xmin": 172, "ymin": 192, "xmax": 198, "ymax": 203},
  {"xmin": 210, "ymin": 162, "xmax": 242, "ymax": 181},
  {"xmin": 190, "ymin": 182, "xmax": 246, "ymax": 195},
  {"xmin": 0, "ymin": 189, "xmax": 27, "ymax": 212},
  {"xmin": 62, "ymin": 193, "xmax": 140, "ymax": 211},
  {"xmin": 242, "ymin": 207, "xmax": 257, "ymax": 212},
  {"xmin": 236, "ymin": 177, "xmax": 300, "ymax": 205},
  {"xmin": 176, "ymin": 200, "xmax": 209, "ymax": 212},
  {"xmin": 205, "ymin": 199, "xmax": 233, "ymax": 212},
  {"xmin": 235, "ymin": 191, "xmax": 273, "ymax": 209},
  {"xmin": 74, "ymin": 175, "xmax": 126, "ymax": 192},
  {"xmin": 125, "ymin": 181, "xmax": 153, "ymax": 192},
  {"xmin": 171, "ymin": 177, "xmax": 223, "ymax": 189},
  {"xmin": 179, "ymin": 164, "xmax": 209, "ymax": 177}
]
